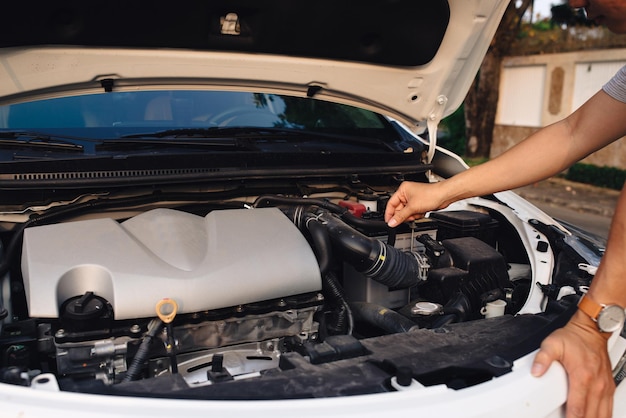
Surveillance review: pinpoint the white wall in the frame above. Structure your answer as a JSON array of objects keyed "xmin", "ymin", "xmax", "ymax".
[
  {"xmin": 497, "ymin": 65, "xmax": 546, "ymax": 127},
  {"xmin": 497, "ymin": 49, "xmax": 626, "ymax": 128},
  {"xmin": 493, "ymin": 49, "xmax": 626, "ymax": 168},
  {"xmin": 572, "ymin": 60, "xmax": 626, "ymax": 110}
]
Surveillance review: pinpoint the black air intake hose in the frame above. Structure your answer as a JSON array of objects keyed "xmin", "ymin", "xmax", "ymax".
[
  {"xmin": 255, "ymin": 196, "xmax": 389, "ymax": 233},
  {"xmin": 305, "ymin": 218, "xmax": 332, "ymax": 274},
  {"xmin": 318, "ymin": 213, "xmax": 422, "ymax": 289},
  {"xmin": 349, "ymin": 302, "xmax": 418, "ymax": 334}
]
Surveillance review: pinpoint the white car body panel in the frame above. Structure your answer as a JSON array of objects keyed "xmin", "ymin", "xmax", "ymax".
[{"xmin": 1, "ymin": 349, "xmax": 625, "ymax": 418}]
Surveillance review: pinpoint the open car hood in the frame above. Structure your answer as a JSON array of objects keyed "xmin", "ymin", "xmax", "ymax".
[{"xmin": 0, "ymin": 0, "xmax": 508, "ymax": 133}]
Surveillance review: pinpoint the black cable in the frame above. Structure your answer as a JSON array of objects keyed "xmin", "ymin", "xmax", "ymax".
[{"xmin": 124, "ymin": 319, "xmax": 163, "ymax": 382}]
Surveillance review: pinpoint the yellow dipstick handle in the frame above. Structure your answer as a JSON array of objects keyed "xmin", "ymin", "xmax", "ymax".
[{"xmin": 155, "ymin": 298, "xmax": 178, "ymax": 324}]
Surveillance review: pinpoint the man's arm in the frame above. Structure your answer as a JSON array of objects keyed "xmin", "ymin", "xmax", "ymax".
[
  {"xmin": 385, "ymin": 90, "xmax": 626, "ymax": 227},
  {"xmin": 531, "ymin": 183, "xmax": 626, "ymax": 418}
]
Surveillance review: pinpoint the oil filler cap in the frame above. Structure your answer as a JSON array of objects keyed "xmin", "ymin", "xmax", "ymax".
[
  {"xmin": 61, "ymin": 291, "xmax": 109, "ymax": 320},
  {"xmin": 59, "ymin": 291, "xmax": 113, "ymax": 333}
]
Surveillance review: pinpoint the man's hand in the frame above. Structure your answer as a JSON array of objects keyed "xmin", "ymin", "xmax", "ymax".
[
  {"xmin": 384, "ymin": 181, "xmax": 447, "ymax": 227},
  {"xmin": 531, "ymin": 310, "xmax": 615, "ymax": 418}
]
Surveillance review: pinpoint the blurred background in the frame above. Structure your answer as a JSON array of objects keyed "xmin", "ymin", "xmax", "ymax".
[{"xmin": 438, "ymin": 0, "xmax": 625, "ymax": 238}]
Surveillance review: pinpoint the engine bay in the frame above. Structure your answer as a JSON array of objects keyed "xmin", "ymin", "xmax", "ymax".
[{"xmin": 0, "ymin": 181, "xmax": 598, "ymax": 397}]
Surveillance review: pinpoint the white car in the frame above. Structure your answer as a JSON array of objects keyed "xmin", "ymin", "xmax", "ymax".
[{"xmin": 0, "ymin": 1, "xmax": 625, "ymax": 417}]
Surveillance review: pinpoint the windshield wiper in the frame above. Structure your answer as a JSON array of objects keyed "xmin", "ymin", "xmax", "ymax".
[
  {"xmin": 120, "ymin": 127, "xmax": 252, "ymax": 139},
  {"xmin": 120, "ymin": 127, "xmax": 326, "ymax": 140},
  {"xmin": 97, "ymin": 137, "xmax": 252, "ymax": 151},
  {"xmin": 0, "ymin": 131, "xmax": 99, "ymax": 153},
  {"xmin": 120, "ymin": 127, "xmax": 396, "ymax": 151}
]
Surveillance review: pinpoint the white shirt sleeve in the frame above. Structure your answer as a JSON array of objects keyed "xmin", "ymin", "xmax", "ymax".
[{"xmin": 602, "ymin": 65, "xmax": 626, "ymax": 103}]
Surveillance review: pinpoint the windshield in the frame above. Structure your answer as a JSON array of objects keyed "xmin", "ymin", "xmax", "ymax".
[
  {"xmin": 0, "ymin": 90, "xmax": 427, "ymax": 188},
  {"xmin": 0, "ymin": 90, "xmax": 394, "ymax": 140}
]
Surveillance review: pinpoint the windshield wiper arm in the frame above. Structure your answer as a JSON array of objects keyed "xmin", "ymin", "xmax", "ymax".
[
  {"xmin": 120, "ymin": 127, "xmax": 395, "ymax": 150},
  {"xmin": 120, "ymin": 127, "xmax": 298, "ymax": 139},
  {"xmin": 97, "ymin": 137, "xmax": 252, "ymax": 151},
  {"xmin": 0, "ymin": 131, "xmax": 100, "ymax": 153}
]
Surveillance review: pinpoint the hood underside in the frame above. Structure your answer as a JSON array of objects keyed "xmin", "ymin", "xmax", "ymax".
[{"xmin": 0, "ymin": 0, "xmax": 508, "ymax": 128}]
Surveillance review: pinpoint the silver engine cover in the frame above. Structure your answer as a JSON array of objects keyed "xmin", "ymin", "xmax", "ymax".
[{"xmin": 21, "ymin": 207, "xmax": 322, "ymax": 319}]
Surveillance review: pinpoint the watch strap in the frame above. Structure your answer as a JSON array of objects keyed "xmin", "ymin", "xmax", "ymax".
[{"xmin": 578, "ymin": 294, "xmax": 603, "ymax": 322}]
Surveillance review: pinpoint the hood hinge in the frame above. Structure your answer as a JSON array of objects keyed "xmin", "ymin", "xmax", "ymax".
[{"xmin": 426, "ymin": 95, "xmax": 448, "ymax": 179}]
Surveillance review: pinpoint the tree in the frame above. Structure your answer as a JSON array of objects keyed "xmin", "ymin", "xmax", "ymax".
[{"xmin": 464, "ymin": 0, "xmax": 533, "ymax": 158}]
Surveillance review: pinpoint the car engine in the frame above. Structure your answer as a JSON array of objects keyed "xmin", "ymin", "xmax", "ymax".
[{"xmin": 1, "ymin": 191, "xmax": 535, "ymax": 391}]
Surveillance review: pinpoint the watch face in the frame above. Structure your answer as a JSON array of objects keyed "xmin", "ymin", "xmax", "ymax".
[{"xmin": 598, "ymin": 305, "xmax": 626, "ymax": 333}]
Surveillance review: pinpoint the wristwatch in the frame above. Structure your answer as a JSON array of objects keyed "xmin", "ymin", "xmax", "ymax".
[{"xmin": 578, "ymin": 294, "xmax": 626, "ymax": 333}]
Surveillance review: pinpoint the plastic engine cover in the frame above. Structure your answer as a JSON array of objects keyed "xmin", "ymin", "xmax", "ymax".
[{"xmin": 21, "ymin": 207, "xmax": 322, "ymax": 320}]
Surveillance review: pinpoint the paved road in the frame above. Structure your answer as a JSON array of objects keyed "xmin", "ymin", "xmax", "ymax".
[
  {"xmin": 528, "ymin": 200, "xmax": 612, "ymax": 238},
  {"xmin": 514, "ymin": 177, "xmax": 619, "ymax": 240}
]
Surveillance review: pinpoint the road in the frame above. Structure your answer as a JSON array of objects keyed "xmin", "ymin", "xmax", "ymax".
[
  {"xmin": 528, "ymin": 201, "xmax": 612, "ymax": 239},
  {"xmin": 513, "ymin": 178, "xmax": 618, "ymax": 240}
]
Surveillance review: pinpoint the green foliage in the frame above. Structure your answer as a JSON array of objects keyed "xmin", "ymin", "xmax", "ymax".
[
  {"xmin": 565, "ymin": 163, "xmax": 626, "ymax": 190},
  {"xmin": 463, "ymin": 157, "xmax": 489, "ymax": 167},
  {"xmin": 531, "ymin": 20, "xmax": 554, "ymax": 31},
  {"xmin": 439, "ymin": 105, "xmax": 467, "ymax": 156}
]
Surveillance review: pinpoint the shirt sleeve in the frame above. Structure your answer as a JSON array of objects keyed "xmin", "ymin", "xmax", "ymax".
[{"xmin": 602, "ymin": 65, "xmax": 626, "ymax": 103}]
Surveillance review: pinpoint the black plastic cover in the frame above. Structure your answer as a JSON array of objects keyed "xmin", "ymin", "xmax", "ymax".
[{"xmin": 431, "ymin": 210, "xmax": 500, "ymax": 246}]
